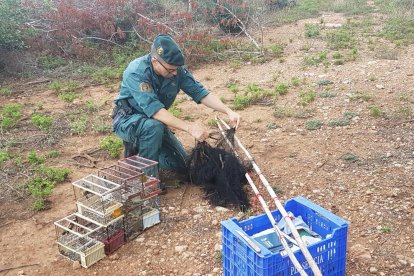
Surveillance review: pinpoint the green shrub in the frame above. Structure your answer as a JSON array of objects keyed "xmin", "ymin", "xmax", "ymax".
[
  {"xmin": 234, "ymin": 95, "xmax": 251, "ymax": 110},
  {"xmin": 344, "ymin": 111, "xmax": 358, "ymax": 119},
  {"xmin": 66, "ymin": 81, "xmax": 79, "ymax": 93},
  {"xmin": 47, "ymin": 150, "xmax": 61, "ymax": 158},
  {"xmin": 227, "ymin": 83, "xmax": 239, "ymax": 94},
  {"xmin": 49, "ymin": 81, "xmax": 64, "ymax": 93},
  {"xmin": 332, "ymin": 52, "xmax": 342, "ymax": 59},
  {"xmin": 92, "ymin": 67, "xmax": 123, "ymax": 84},
  {"xmin": 207, "ymin": 119, "xmax": 218, "ymax": 127},
  {"xmin": 266, "ymin": 122, "xmax": 279, "ymax": 129},
  {"xmin": 0, "ymin": 86, "xmax": 12, "ymax": 96},
  {"xmin": 319, "ymin": 91, "xmax": 337, "ymax": 98},
  {"xmin": 58, "ymin": 92, "xmax": 78, "ymax": 103},
  {"xmin": 342, "ymin": 153, "xmax": 359, "ymax": 162},
  {"xmin": 305, "ymin": 119, "xmax": 323, "ymax": 130},
  {"xmin": 273, "ymin": 106, "xmax": 293, "ymax": 118},
  {"xmin": 31, "ymin": 113, "xmax": 54, "ymax": 131},
  {"xmin": 349, "ymin": 91, "xmax": 372, "ymax": 101},
  {"xmin": 299, "ymin": 90, "xmax": 317, "ymax": 106},
  {"xmin": 333, "ymin": 59, "xmax": 344, "ymax": 65},
  {"xmin": 39, "ymin": 165, "xmax": 71, "ymax": 183},
  {"xmin": 0, "ymin": 150, "xmax": 9, "ymax": 163},
  {"xmin": 69, "ymin": 114, "xmax": 88, "ymax": 135},
  {"xmin": 318, "ymin": 79, "xmax": 334, "ymax": 86},
  {"xmin": 244, "ymin": 83, "xmax": 274, "ymax": 102},
  {"xmin": 369, "ymin": 105, "xmax": 382, "ymax": 117},
  {"xmin": 327, "ymin": 29, "xmax": 355, "ymax": 49},
  {"xmin": 25, "ymin": 164, "xmax": 71, "ymax": 211},
  {"xmin": 275, "ymin": 83, "xmax": 289, "ymax": 95},
  {"xmin": 169, "ymin": 103, "xmax": 182, "ymax": 118},
  {"xmin": 328, "ymin": 118, "xmax": 351, "ymax": 127},
  {"xmin": 0, "ymin": 103, "xmax": 22, "ymax": 130},
  {"xmin": 381, "ymin": 17, "xmax": 414, "ymax": 45},
  {"xmin": 38, "ymin": 55, "xmax": 68, "ymax": 70},
  {"xmin": 305, "ymin": 23, "xmax": 321, "ymax": 38},
  {"xmin": 27, "ymin": 177, "xmax": 54, "ymax": 210},
  {"xmin": 304, "ymin": 51, "xmax": 327, "ymax": 66},
  {"xmin": 85, "ymin": 100, "xmax": 98, "ymax": 111},
  {"xmin": 291, "ymin": 77, "xmax": 301, "ymax": 87},
  {"xmin": 27, "ymin": 150, "xmax": 45, "ymax": 165},
  {"xmin": 100, "ymin": 135, "xmax": 123, "ymax": 158},
  {"xmin": 0, "ymin": 0, "xmax": 28, "ymax": 49},
  {"xmin": 268, "ymin": 43, "xmax": 285, "ymax": 58}
]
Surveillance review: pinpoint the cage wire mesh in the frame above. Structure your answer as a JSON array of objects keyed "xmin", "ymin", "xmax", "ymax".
[
  {"xmin": 118, "ymin": 155, "xmax": 159, "ymax": 179},
  {"xmin": 54, "ymin": 213, "xmax": 102, "ymax": 244}
]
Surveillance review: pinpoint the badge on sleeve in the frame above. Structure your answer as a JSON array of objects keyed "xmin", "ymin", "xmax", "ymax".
[{"xmin": 139, "ymin": 82, "xmax": 152, "ymax": 92}]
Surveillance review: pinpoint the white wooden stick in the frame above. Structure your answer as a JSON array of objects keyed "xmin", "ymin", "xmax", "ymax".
[
  {"xmin": 218, "ymin": 117, "xmax": 322, "ymax": 276},
  {"xmin": 216, "ymin": 119, "xmax": 307, "ymax": 276}
]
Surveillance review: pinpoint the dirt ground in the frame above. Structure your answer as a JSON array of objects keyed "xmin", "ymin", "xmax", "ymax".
[{"xmin": 1, "ymin": 9, "xmax": 414, "ymax": 276}]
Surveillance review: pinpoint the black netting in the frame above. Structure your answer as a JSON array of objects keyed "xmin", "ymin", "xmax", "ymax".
[{"xmin": 187, "ymin": 129, "xmax": 250, "ymax": 210}]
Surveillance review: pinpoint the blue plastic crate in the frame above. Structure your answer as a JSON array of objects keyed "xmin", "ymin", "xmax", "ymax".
[{"xmin": 221, "ymin": 196, "xmax": 349, "ymax": 276}]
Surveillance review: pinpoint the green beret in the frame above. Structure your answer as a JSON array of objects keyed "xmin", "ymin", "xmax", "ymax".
[{"xmin": 152, "ymin": 34, "xmax": 185, "ymax": 66}]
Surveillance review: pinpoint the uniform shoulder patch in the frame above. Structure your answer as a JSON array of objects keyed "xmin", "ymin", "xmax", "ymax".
[{"xmin": 139, "ymin": 82, "xmax": 152, "ymax": 92}]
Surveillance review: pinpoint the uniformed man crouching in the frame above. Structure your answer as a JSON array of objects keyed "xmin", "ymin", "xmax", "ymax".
[{"xmin": 112, "ymin": 34, "xmax": 241, "ymax": 191}]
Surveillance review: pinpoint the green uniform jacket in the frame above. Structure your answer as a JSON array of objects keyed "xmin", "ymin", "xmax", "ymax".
[{"xmin": 115, "ymin": 54, "xmax": 209, "ymax": 118}]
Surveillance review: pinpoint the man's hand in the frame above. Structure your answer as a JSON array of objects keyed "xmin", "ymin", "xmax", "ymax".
[
  {"xmin": 187, "ymin": 122, "xmax": 210, "ymax": 142},
  {"xmin": 227, "ymin": 110, "xmax": 241, "ymax": 129}
]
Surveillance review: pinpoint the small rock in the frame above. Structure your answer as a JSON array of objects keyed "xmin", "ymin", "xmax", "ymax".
[
  {"xmin": 135, "ymin": 237, "xmax": 145, "ymax": 243},
  {"xmin": 109, "ymin": 253, "xmax": 120, "ymax": 260},
  {"xmin": 325, "ymin": 23, "xmax": 342, "ymax": 28},
  {"xmin": 214, "ymin": 244, "xmax": 222, "ymax": 251},
  {"xmin": 18, "ymin": 270, "xmax": 25, "ymax": 276},
  {"xmin": 175, "ymin": 245, "xmax": 188, "ymax": 253},
  {"xmin": 213, "ymin": 268, "xmax": 220, "ymax": 273},
  {"xmin": 375, "ymin": 84, "xmax": 385, "ymax": 89},
  {"xmin": 215, "ymin": 206, "xmax": 229, "ymax": 212},
  {"xmin": 369, "ymin": 267, "xmax": 378, "ymax": 273},
  {"xmin": 350, "ymin": 244, "xmax": 371, "ymax": 261},
  {"xmin": 194, "ymin": 206, "xmax": 206, "ymax": 213}
]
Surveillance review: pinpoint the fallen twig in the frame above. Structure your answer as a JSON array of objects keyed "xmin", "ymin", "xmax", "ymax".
[
  {"xmin": 24, "ymin": 78, "xmax": 50, "ymax": 86},
  {"xmin": 0, "ymin": 263, "xmax": 40, "ymax": 273}
]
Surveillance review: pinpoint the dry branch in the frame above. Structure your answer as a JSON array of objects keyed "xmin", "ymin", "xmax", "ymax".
[
  {"xmin": 214, "ymin": 3, "xmax": 262, "ymax": 51},
  {"xmin": 137, "ymin": 13, "xmax": 177, "ymax": 35}
]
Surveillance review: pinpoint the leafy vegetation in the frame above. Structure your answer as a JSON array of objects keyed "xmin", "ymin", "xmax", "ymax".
[
  {"xmin": 305, "ymin": 119, "xmax": 323, "ymax": 130},
  {"xmin": 0, "ymin": 86, "xmax": 12, "ymax": 96},
  {"xmin": 305, "ymin": 23, "xmax": 321, "ymax": 38},
  {"xmin": 31, "ymin": 113, "xmax": 54, "ymax": 131},
  {"xmin": 27, "ymin": 150, "xmax": 45, "ymax": 165},
  {"xmin": 275, "ymin": 83, "xmax": 289, "ymax": 95},
  {"xmin": 299, "ymin": 90, "xmax": 317, "ymax": 106},
  {"xmin": 0, "ymin": 103, "xmax": 22, "ymax": 130},
  {"xmin": 0, "ymin": 150, "xmax": 10, "ymax": 163},
  {"xmin": 99, "ymin": 135, "xmax": 123, "ymax": 158},
  {"xmin": 26, "ymin": 165, "xmax": 71, "ymax": 211}
]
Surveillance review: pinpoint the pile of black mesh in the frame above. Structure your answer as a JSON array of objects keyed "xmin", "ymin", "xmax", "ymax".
[{"xmin": 187, "ymin": 130, "xmax": 250, "ymax": 210}]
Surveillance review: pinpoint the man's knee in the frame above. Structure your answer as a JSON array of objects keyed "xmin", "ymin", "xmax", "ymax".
[{"xmin": 140, "ymin": 119, "xmax": 164, "ymax": 138}]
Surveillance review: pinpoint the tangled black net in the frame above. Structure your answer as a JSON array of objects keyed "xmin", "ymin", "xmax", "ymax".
[{"xmin": 187, "ymin": 128, "xmax": 250, "ymax": 210}]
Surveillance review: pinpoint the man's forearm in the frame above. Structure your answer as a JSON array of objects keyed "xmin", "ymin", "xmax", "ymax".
[
  {"xmin": 152, "ymin": 108, "xmax": 190, "ymax": 132},
  {"xmin": 200, "ymin": 94, "xmax": 232, "ymax": 115}
]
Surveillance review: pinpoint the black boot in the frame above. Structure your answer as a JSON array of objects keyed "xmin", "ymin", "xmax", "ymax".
[{"xmin": 123, "ymin": 141, "xmax": 138, "ymax": 158}]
